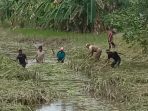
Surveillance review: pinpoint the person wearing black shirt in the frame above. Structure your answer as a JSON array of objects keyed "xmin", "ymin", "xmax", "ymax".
[
  {"xmin": 16, "ymin": 49, "xmax": 27, "ymax": 68},
  {"xmin": 106, "ymin": 49, "xmax": 121, "ymax": 68}
]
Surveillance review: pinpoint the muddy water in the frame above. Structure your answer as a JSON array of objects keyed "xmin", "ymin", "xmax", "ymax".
[
  {"xmin": 26, "ymin": 59, "xmax": 53, "ymax": 68},
  {"xmin": 36, "ymin": 98, "xmax": 119, "ymax": 111},
  {"xmin": 33, "ymin": 58, "xmax": 119, "ymax": 111},
  {"xmin": 0, "ymin": 28, "xmax": 119, "ymax": 111},
  {"xmin": 36, "ymin": 100, "xmax": 74, "ymax": 111}
]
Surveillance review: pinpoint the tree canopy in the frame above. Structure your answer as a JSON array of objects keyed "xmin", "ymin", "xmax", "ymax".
[{"xmin": 0, "ymin": 0, "xmax": 147, "ymax": 51}]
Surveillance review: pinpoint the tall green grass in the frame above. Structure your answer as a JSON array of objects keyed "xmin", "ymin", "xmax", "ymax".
[{"xmin": 14, "ymin": 28, "xmax": 107, "ymax": 46}]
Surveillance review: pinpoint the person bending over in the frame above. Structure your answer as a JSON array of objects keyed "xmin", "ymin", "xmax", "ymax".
[
  {"xmin": 57, "ymin": 47, "xmax": 65, "ymax": 63},
  {"xmin": 16, "ymin": 49, "xmax": 27, "ymax": 68},
  {"xmin": 86, "ymin": 43, "xmax": 102, "ymax": 60},
  {"xmin": 106, "ymin": 49, "xmax": 121, "ymax": 68}
]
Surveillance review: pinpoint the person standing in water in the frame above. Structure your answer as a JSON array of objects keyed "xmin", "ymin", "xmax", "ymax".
[
  {"xmin": 16, "ymin": 49, "xmax": 27, "ymax": 68},
  {"xmin": 36, "ymin": 46, "xmax": 45, "ymax": 63},
  {"xmin": 107, "ymin": 28, "xmax": 116, "ymax": 50},
  {"xmin": 106, "ymin": 49, "xmax": 121, "ymax": 68},
  {"xmin": 57, "ymin": 47, "xmax": 65, "ymax": 63}
]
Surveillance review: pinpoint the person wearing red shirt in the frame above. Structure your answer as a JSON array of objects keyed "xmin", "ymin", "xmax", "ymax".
[{"xmin": 107, "ymin": 28, "xmax": 116, "ymax": 50}]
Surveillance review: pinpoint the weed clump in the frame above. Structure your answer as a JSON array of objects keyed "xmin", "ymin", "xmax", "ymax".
[
  {"xmin": 68, "ymin": 46, "xmax": 148, "ymax": 110},
  {"xmin": 0, "ymin": 54, "xmax": 59, "ymax": 110},
  {"xmin": 0, "ymin": 55, "xmax": 39, "ymax": 80}
]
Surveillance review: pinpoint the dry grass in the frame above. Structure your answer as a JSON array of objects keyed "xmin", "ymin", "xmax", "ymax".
[
  {"xmin": 0, "ymin": 27, "xmax": 148, "ymax": 111},
  {"xmin": 0, "ymin": 55, "xmax": 60, "ymax": 111},
  {"xmin": 67, "ymin": 36, "xmax": 148, "ymax": 110},
  {"xmin": 0, "ymin": 55, "xmax": 39, "ymax": 80}
]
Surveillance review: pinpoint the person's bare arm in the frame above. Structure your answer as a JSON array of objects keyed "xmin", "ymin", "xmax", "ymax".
[
  {"xmin": 105, "ymin": 53, "xmax": 110, "ymax": 62},
  {"xmin": 42, "ymin": 51, "xmax": 45, "ymax": 63},
  {"xmin": 16, "ymin": 56, "xmax": 18, "ymax": 62},
  {"xmin": 89, "ymin": 48, "xmax": 93, "ymax": 57},
  {"xmin": 25, "ymin": 54, "xmax": 28, "ymax": 64}
]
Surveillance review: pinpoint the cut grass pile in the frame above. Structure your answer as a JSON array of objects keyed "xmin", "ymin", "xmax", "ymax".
[
  {"xmin": 15, "ymin": 28, "xmax": 148, "ymax": 110},
  {"xmin": 0, "ymin": 55, "xmax": 37, "ymax": 80},
  {"xmin": 0, "ymin": 54, "xmax": 61, "ymax": 111},
  {"xmin": 1, "ymin": 28, "xmax": 148, "ymax": 111},
  {"xmin": 68, "ymin": 39, "xmax": 148, "ymax": 111}
]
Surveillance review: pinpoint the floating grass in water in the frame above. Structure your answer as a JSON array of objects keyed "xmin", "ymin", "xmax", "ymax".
[
  {"xmin": 68, "ymin": 46, "xmax": 148, "ymax": 110},
  {"xmin": 0, "ymin": 54, "xmax": 61, "ymax": 110},
  {"xmin": 0, "ymin": 55, "xmax": 38, "ymax": 80}
]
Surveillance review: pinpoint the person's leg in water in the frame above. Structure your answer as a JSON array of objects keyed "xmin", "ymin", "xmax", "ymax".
[
  {"xmin": 111, "ymin": 42, "xmax": 116, "ymax": 48},
  {"xmin": 116, "ymin": 58, "xmax": 121, "ymax": 67},
  {"xmin": 57, "ymin": 58, "xmax": 60, "ymax": 63},
  {"xmin": 21, "ymin": 63, "xmax": 26, "ymax": 68},
  {"xmin": 61, "ymin": 59, "xmax": 64, "ymax": 63},
  {"xmin": 36, "ymin": 59, "xmax": 38, "ymax": 63},
  {"xmin": 111, "ymin": 60, "xmax": 117, "ymax": 68},
  {"xmin": 57, "ymin": 58, "xmax": 64, "ymax": 63},
  {"xmin": 108, "ymin": 42, "xmax": 111, "ymax": 50},
  {"xmin": 95, "ymin": 50, "xmax": 102, "ymax": 60}
]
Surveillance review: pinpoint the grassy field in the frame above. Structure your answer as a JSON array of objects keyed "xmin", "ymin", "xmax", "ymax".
[
  {"xmin": 0, "ymin": 28, "xmax": 117, "ymax": 111},
  {"xmin": 0, "ymin": 27, "xmax": 148, "ymax": 111},
  {"xmin": 15, "ymin": 28, "xmax": 107, "ymax": 44},
  {"xmin": 15, "ymin": 28, "xmax": 148, "ymax": 110}
]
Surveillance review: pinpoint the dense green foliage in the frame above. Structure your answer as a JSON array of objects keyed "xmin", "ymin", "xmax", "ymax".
[
  {"xmin": 0, "ymin": 0, "xmax": 133, "ymax": 31},
  {"xmin": 102, "ymin": 0, "xmax": 148, "ymax": 52},
  {"xmin": 0, "ymin": 0, "xmax": 147, "ymax": 50}
]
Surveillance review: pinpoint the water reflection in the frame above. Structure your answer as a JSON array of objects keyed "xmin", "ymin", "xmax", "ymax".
[
  {"xmin": 26, "ymin": 59, "xmax": 53, "ymax": 68},
  {"xmin": 36, "ymin": 100, "xmax": 74, "ymax": 111},
  {"xmin": 26, "ymin": 59, "xmax": 36, "ymax": 67}
]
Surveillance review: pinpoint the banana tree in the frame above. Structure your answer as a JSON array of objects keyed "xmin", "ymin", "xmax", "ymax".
[
  {"xmin": 12, "ymin": 0, "xmax": 41, "ymax": 27},
  {"xmin": 0, "ymin": 0, "xmax": 15, "ymax": 24},
  {"xmin": 0, "ymin": 0, "xmax": 105, "ymax": 32},
  {"xmin": 35, "ymin": 0, "xmax": 104, "ymax": 32}
]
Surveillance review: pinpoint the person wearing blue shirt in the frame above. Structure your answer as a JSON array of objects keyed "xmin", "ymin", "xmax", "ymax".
[{"xmin": 57, "ymin": 47, "xmax": 65, "ymax": 63}]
